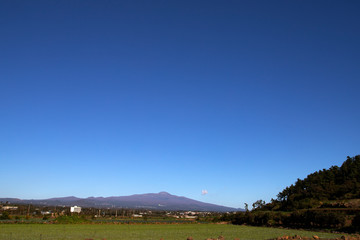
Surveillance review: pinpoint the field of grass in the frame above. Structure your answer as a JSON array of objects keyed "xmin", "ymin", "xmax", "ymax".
[{"xmin": 0, "ymin": 224, "xmax": 344, "ymax": 240}]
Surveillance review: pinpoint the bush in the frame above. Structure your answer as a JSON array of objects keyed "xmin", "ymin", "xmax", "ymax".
[
  {"xmin": 55, "ymin": 215, "xmax": 88, "ymax": 224},
  {"xmin": 282, "ymin": 210, "xmax": 346, "ymax": 229},
  {"xmin": 352, "ymin": 213, "xmax": 360, "ymax": 231},
  {"xmin": 0, "ymin": 212, "xmax": 11, "ymax": 220}
]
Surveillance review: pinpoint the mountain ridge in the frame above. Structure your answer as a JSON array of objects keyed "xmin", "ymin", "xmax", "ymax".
[{"xmin": 0, "ymin": 192, "xmax": 242, "ymax": 212}]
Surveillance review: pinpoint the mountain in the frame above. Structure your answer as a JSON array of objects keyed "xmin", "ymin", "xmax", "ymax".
[{"xmin": 0, "ymin": 192, "xmax": 242, "ymax": 212}]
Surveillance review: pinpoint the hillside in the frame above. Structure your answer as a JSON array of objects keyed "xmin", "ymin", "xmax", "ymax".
[
  {"xmin": 222, "ymin": 155, "xmax": 360, "ymax": 233},
  {"xmin": 268, "ymin": 155, "xmax": 360, "ymax": 211}
]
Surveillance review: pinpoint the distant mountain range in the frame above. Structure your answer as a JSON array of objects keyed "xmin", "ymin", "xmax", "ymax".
[{"xmin": 0, "ymin": 192, "xmax": 242, "ymax": 212}]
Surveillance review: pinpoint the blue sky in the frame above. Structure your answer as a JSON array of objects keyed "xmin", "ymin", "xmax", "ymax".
[{"xmin": 1, "ymin": 0, "xmax": 359, "ymax": 208}]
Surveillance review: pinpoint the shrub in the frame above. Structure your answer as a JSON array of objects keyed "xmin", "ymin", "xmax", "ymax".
[
  {"xmin": 55, "ymin": 215, "xmax": 88, "ymax": 224},
  {"xmin": 0, "ymin": 212, "xmax": 11, "ymax": 220},
  {"xmin": 352, "ymin": 213, "xmax": 360, "ymax": 231}
]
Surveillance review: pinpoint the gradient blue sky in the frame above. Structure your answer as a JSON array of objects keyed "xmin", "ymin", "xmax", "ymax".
[{"xmin": 1, "ymin": 0, "xmax": 359, "ymax": 208}]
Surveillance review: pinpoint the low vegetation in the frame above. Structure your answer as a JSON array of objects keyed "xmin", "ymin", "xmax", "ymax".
[
  {"xmin": 0, "ymin": 224, "xmax": 344, "ymax": 240},
  {"xmin": 55, "ymin": 215, "xmax": 89, "ymax": 224}
]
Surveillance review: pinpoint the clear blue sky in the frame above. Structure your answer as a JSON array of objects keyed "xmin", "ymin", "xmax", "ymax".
[{"xmin": 1, "ymin": 0, "xmax": 359, "ymax": 208}]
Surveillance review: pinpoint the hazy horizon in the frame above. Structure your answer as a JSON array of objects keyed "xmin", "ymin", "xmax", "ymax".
[{"xmin": 1, "ymin": 1, "xmax": 360, "ymax": 209}]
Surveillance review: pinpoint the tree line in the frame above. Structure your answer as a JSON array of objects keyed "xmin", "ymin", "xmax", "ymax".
[{"xmin": 220, "ymin": 155, "xmax": 360, "ymax": 233}]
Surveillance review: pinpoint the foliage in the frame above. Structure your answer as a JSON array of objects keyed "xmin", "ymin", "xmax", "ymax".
[
  {"xmin": 0, "ymin": 212, "xmax": 10, "ymax": 220},
  {"xmin": 0, "ymin": 224, "xmax": 343, "ymax": 240},
  {"xmin": 283, "ymin": 210, "xmax": 347, "ymax": 229},
  {"xmin": 220, "ymin": 155, "xmax": 360, "ymax": 233},
  {"xmin": 252, "ymin": 199, "xmax": 266, "ymax": 210},
  {"xmin": 55, "ymin": 215, "xmax": 88, "ymax": 224},
  {"xmin": 352, "ymin": 213, "xmax": 360, "ymax": 231},
  {"xmin": 272, "ymin": 155, "xmax": 360, "ymax": 211},
  {"xmin": 227, "ymin": 210, "xmax": 348, "ymax": 230}
]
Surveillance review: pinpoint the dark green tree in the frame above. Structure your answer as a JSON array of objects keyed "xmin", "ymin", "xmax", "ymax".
[{"xmin": 252, "ymin": 200, "xmax": 265, "ymax": 210}]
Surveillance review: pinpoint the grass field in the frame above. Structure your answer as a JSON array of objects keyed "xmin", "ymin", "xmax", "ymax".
[{"xmin": 0, "ymin": 224, "xmax": 343, "ymax": 240}]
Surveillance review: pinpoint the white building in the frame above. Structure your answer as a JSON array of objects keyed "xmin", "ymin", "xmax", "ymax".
[
  {"xmin": 2, "ymin": 206, "xmax": 18, "ymax": 210},
  {"xmin": 70, "ymin": 206, "xmax": 81, "ymax": 213}
]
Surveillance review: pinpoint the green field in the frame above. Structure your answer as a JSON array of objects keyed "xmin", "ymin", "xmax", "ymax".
[{"xmin": 0, "ymin": 224, "xmax": 343, "ymax": 240}]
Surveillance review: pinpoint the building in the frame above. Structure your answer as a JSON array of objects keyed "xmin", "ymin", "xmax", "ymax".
[
  {"xmin": 70, "ymin": 206, "xmax": 81, "ymax": 213},
  {"xmin": 2, "ymin": 206, "xmax": 18, "ymax": 210}
]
